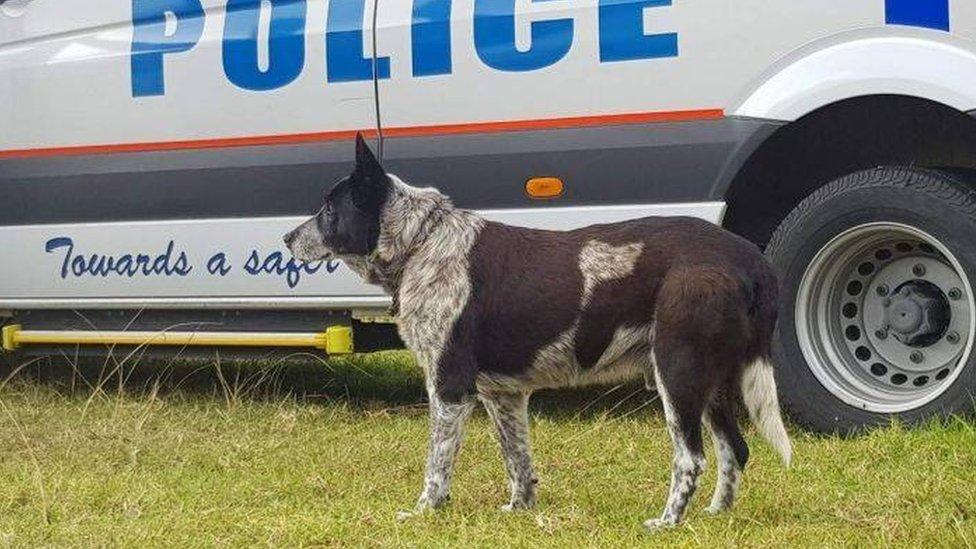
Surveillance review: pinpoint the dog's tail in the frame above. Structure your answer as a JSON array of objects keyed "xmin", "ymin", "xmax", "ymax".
[{"xmin": 740, "ymin": 357, "xmax": 792, "ymax": 466}]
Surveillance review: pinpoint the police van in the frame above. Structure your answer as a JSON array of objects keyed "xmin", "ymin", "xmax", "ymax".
[{"xmin": 2, "ymin": 0, "xmax": 976, "ymax": 433}]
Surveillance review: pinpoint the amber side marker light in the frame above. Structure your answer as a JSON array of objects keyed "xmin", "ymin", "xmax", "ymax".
[{"xmin": 525, "ymin": 177, "xmax": 564, "ymax": 199}]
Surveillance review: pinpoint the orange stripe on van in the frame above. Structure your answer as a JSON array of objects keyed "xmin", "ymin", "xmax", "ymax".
[{"xmin": 0, "ymin": 108, "xmax": 724, "ymax": 160}]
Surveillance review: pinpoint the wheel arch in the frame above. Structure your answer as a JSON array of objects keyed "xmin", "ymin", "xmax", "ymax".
[
  {"xmin": 721, "ymin": 94, "xmax": 976, "ymax": 248},
  {"xmin": 731, "ymin": 28, "xmax": 976, "ymax": 121}
]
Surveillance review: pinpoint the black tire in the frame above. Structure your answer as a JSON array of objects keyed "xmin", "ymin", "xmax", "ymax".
[{"xmin": 767, "ymin": 167, "xmax": 976, "ymax": 434}]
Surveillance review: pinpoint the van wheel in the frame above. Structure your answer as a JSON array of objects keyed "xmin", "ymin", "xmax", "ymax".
[{"xmin": 766, "ymin": 167, "xmax": 976, "ymax": 434}]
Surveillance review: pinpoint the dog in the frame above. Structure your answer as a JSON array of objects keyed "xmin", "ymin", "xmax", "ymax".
[{"xmin": 284, "ymin": 134, "xmax": 792, "ymax": 530}]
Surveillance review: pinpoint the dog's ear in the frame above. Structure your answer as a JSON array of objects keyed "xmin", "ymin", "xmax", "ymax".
[
  {"xmin": 351, "ymin": 133, "xmax": 389, "ymax": 210},
  {"xmin": 355, "ymin": 132, "xmax": 384, "ymax": 178}
]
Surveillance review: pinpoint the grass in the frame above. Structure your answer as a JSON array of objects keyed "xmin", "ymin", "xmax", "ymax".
[{"xmin": 0, "ymin": 351, "xmax": 974, "ymax": 548}]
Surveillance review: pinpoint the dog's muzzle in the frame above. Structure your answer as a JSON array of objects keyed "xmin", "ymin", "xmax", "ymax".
[
  {"xmin": 283, "ymin": 220, "xmax": 333, "ymax": 263},
  {"xmin": 283, "ymin": 228, "xmax": 299, "ymax": 250}
]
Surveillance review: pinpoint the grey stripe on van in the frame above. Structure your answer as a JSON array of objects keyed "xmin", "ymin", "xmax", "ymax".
[{"xmin": 0, "ymin": 117, "xmax": 779, "ymax": 226}]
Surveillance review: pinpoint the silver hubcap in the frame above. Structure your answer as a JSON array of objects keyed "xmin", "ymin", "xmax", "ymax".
[{"xmin": 796, "ymin": 223, "xmax": 975, "ymax": 413}]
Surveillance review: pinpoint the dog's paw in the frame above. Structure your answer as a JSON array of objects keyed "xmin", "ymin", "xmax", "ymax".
[
  {"xmin": 499, "ymin": 502, "xmax": 528, "ymax": 513},
  {"xmin": 395, "ymin": 507, "xmax": 432, "ymax": 522},
  {"xmin": 395, "ymin": 505, "xmax": 428, "ymax": 522},
  {"xmin": 500, "ymin": 498, "xmax": 536, "ymax": 512},
  {"xmin": 642, "ymin": 518, "xmax": 677, "ymax": 532},
  {"xmin": 396, "ymin": 497, "xmax": 445, "ymax": 522},
  {"xmin": 705, "ymin": 504, "xmax": 728, "ymax": 516}
]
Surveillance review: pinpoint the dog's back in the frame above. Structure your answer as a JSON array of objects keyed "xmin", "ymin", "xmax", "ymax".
[{"xmin": 456, "ymin": 216, "xmax": 776, "ymax": 386}]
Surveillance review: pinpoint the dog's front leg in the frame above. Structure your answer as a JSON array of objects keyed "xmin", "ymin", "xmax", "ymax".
[
  {"xmin": 398, "ymin": 394, "xmax": 475, "ymax": 519},
  {"xmin": 419, "ymin": 395, "xmax": 475, "ymax": 508},
  {"xmin": 481, "ymin": 391, "xmax": 537, "ymax": 511}
]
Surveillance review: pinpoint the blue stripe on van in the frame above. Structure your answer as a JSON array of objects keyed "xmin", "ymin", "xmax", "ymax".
[{"xmin": 885, "ymin": 0, "xmax": 950, "ymax": 31}]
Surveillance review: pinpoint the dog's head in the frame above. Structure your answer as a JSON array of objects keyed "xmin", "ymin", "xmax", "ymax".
[{"xmin": 284, "ymin": 133, "xmax": 390, "ymax": 263}]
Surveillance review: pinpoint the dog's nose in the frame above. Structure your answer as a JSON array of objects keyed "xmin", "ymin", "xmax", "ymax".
[{"xmin": 283, "ymin": 230, "xmax": 297, "ymax": 248}]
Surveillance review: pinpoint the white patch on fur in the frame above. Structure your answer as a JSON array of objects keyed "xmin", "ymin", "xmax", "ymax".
[
  {"xmin": 477, "ymin": 241, "xmax": 648, "ymax": 393},
  {"xmin": 740, "ymin": 357, "xmax": 792, "ymax": 466},
  {"xmin": 593, "ymin": 324, "xmax": 652, "ymax": 370},
  {"xmin": 579, "ymin": 240, "xmax": 645, "ymax": 306},
  {"xmin": 476, "ymin": 324, "xmax": 653, "ymax": 393}
]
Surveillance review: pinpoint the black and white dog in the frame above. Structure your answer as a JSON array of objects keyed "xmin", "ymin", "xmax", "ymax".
[{"xmin": 285, "ymin": 135, "xmax": 792, "ymax": 529}]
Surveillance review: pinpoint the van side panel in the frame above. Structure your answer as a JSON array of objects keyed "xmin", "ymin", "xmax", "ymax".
[{"xmin": 1, "ymin": 2, "xmax": 975, "ymax": 308}]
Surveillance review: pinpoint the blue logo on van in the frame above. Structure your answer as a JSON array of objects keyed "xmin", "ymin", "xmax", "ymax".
[
  {"xmin": 885, "ymin": 0, "xmax": 949, "ymax": 31},
  {"xmin": 130, "ymin": 0, "xmax": 678, "ymax": 97}
]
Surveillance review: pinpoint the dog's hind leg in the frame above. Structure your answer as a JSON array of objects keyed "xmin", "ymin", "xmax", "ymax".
[
  {"xmin": 480, "ymin": 391, "xmax": 537, "ymax": 511},
  {"xmin": 642, "ymin": 265, "xmax": 759, "ymax": 530},
  {"xmin": 644, "ymin": 346, "xmax": 710, "ymax": 531},
  {"xmin": 704, "ymin": 388, "xmax": 749, "ymax": 515},
  {"xmin": 399, "ymin": 394, "xmax": 476, "ymax": 519}
]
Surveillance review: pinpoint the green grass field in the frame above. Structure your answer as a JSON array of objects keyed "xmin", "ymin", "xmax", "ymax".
[{"xmin": 0, "ymin": 351, "xmax": 974, "ymax": 547}]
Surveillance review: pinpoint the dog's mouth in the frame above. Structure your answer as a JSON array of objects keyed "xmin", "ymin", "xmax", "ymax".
[
  {"xmin": 283, "ymin": 229, "xmax": 333, "ymax": 263},
  {"xmin": 288, "ymin": 246, "xmax": 333, "ymax": 264}
]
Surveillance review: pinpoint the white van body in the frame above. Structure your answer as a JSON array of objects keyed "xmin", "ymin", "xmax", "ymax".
[
  {"xmin": 2, "ymin": 1, "xmax": 973, "ymax": 309},
  {"xmin": 3, "ymin": 1, "xmax": 976, "ymax": 431}
]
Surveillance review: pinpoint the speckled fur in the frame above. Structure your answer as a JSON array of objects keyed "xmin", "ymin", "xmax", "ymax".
[{"xmin": 284, "ymin": 135, "xmax": 791, "ymax": 530}]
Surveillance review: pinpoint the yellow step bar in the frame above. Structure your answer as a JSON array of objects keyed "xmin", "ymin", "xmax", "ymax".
[{"xmin": 1, "ymin": 324, "xmax": 353, "ymax": 354}]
